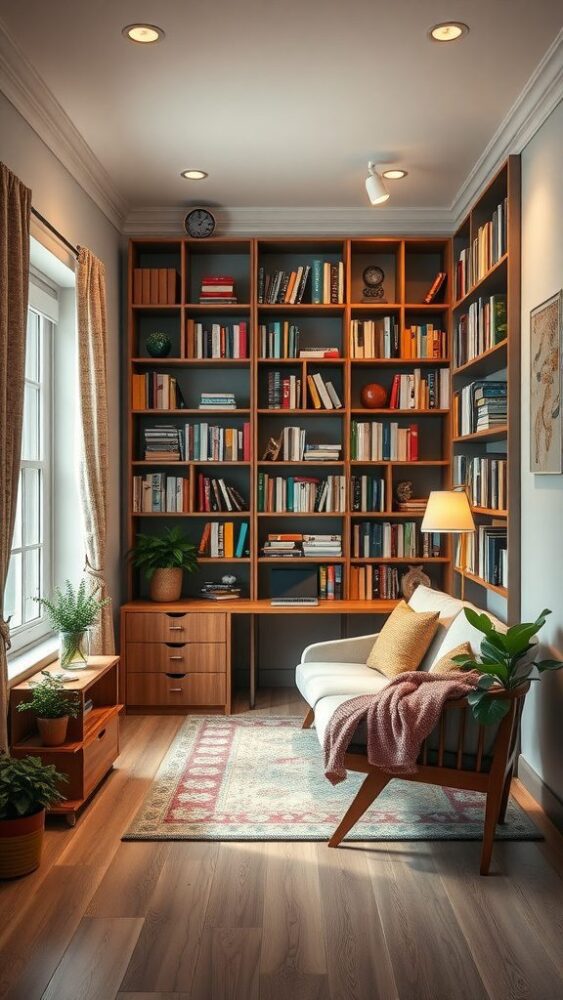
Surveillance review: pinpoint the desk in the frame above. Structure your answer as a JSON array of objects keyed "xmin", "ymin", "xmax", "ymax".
[{"xmin": 121, "ymin": 599, "xmax": 397, "ymax": 711}]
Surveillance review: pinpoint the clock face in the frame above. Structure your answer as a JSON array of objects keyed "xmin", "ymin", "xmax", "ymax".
[
  {"xmin": 185, "ymin": 208, "xmax": 216, "ymax": 239},
  {"xmin": 363, "ymin": 265, "xmax": 384, "ymax": 287}
]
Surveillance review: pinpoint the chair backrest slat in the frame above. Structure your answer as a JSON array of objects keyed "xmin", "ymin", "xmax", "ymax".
[{"xmin": 456, "ymin": 707, "xmax": 467, "ymax": 770}]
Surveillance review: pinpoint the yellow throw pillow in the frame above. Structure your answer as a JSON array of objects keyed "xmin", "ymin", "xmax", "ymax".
[
  {"xmin": 366, "ymin": 600, "xmax": 440, "ymax": 678},
  {"xmin": 430, "ymin": 641, "xmax": 472, "ymax": 675}
]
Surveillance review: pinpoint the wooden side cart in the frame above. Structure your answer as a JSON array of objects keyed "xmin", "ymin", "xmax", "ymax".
[{"xmin": 9, "ymin": 656, "xmax": 122, "ymax": 826}]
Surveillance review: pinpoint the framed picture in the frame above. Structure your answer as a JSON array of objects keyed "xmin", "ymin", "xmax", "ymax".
[{"xmin": 530, "ymin": 290, "xmax": 562, "ymax": 474}]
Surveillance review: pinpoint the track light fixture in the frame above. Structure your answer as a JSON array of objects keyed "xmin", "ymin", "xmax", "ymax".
[{"xmin": 365, "ymin": 163, "xmax": 390, "ymax": 206}]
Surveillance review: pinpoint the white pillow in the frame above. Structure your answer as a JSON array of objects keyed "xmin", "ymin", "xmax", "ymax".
[
  {"xmin": 431, "ymin": 607, "xmax": 507, "ymax": 667},
  {"xmin": 408, "ymin": 586, "xmax": 467, "ymax": 671}
]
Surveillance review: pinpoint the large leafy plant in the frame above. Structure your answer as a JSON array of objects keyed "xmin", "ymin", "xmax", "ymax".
[
  {"xmin": 129, "ymin": 527, "xmax": 198, "ymax": 580},
  {"xmin": 453, "ymin": 607, "xmax": 562, "ymax": 725},
  {"xmin": 36, "ymin": 579, "xmax": 109, "ymax": 632},
  {"xmin": 0, "ymin": 753, "xmax": 67, "ymax": 819},
  {"xmin": 16, "ymin": 671, "xmax": 80, "ymax": 720}
]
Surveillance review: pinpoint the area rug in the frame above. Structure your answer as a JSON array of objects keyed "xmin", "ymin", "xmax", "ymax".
[{"xmin": 123, "ymin": 716, "xmax": 541, "ymax": 842}]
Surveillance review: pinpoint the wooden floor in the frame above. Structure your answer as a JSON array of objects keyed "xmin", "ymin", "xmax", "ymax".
[{"xmin": 1, "ymin": 689, "xmax": 562, "ymax": 1000}]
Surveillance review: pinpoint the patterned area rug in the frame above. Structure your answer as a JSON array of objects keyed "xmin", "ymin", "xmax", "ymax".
[{"xmin": 124, "ymin": 716, "xmax": 541, "ymax": 842}]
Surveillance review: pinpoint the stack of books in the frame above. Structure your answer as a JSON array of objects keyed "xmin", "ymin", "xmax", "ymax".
[
  {"xmin": 259, "ymin": 322, "xmax": 301, "ymax": 358},
  {"xmin": 454, "ymin": 295, "xmax": 506, "ymax": 367},
  {"xmin": 132, "ymin": 373, "xmax": 185, "ymax": 410},
  {"xmin": 197, "ymin": 474, "xmax": 247, "ymax": 512},
  {"xmin": 143, "ymin": 425, "xmax": 181, "ymax": 461},
  {"xmin": 184, "ymin": 422, "xmax": 250, "ymax": 461},
  {"xmin": 394, "ymin": 497, "xmax": 428, "ymax": 515},
  {"xmin": 133, "ymin": 267, "xmax": 177, "ymax": 305},
  {"xmin": 457, "ymin": 525, "xmax": 507, "ymax": 588},
  {"xmin": 350, "ymin": 565, "xmax": 400, "ymax": 600},
  {"xmin": 198, "ymin": 521, "xmax": 249, "ymax": 558},
  {"xmin": 350, "ymin": 475, "xmax": 386, "ymax": 512},
  {"xmin": 304, "ymin": 442, "xmax": 342, "ymax": 462},
  {"xmin": 257, "ymin": 473, "xmax": 346, "ymax": 513},
  {"xmin": 401, "ymin": 325, "xmax": 447, "ymax": 359},
  {"xmin": 199, "ymin": 392, "xmax": 237, "ymax": 410},
  {"xmin": 132, "ymin": 474, "xmax": 189, "ymax": 513},
  {"xmin": 352, "ymin": 521, "xmax": 423, "ymax": 559},
  {"xmin": 187, "ymin": 320, "xmax": 248, "ymax": 359},
  {"xmin": 351, "ymin": 421, "xmax": 419, "ymax": 461},
  {"xmin": 201, "ymin": 581, "xmax": 242, "ymax": 601},
  {"xmin": 350, "ymin": 318, "xmax": 399, "ymax": 359},
  {"xmin": 199, "ymin": 275, "xmax": 237, "ymax": 304},
  {"xmin": 455, "ymin": 381, "xmax": 507, "ymax": 436},
  {"xmin": 453, "ymin": 455, "xmax": 507, "ymax": 510},
  {"xmin": 261, "ymin": 534, "xmax": 303, "ymax": 558},
  {"xmin": 307, "ymin": 372, "xmax": 343, "ymax": 410},
  {"xmin": 388, "ymin": 369, "xmax": 449, "ymax": 410},
  {"xmin": 267, "ymin": 372, "xmax": 302, "ymax": 410},
  {"xmin": 302, "ymin": 534, "xmax": 342, "ymax": 557},
  {"xmin": 318, "ymin": 564, "xmax": 343, "ymax": 600},
  {"xmin": 299, "ymin": 348, "xmax": 340, "ymax": 359},
  {"xmin": 258, "ymin": 260, "xmax": 344, "ymax": 305}
]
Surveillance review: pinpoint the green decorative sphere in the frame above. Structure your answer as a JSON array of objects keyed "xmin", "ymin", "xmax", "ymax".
[{"xmin": 146, "ymin": 331, "xmax": 172, "ymax": 357}]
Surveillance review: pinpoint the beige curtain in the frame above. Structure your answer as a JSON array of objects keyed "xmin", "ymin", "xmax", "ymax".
[
  {"xmin": 0, "ymin": 164, "xmax": 31, "ymax": 750},
  {"xmin": 76, "ymin": 247, "xmax": 115, "ymax": 654}
]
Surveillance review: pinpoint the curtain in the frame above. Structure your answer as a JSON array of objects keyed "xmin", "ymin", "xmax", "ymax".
[
  {"xmin": 0, "ymin": 164, "xmax": 31, "ymax": 750},
  {"xmin": 76, "ymin": 247, "xmax": 115, "ymax": 654}
]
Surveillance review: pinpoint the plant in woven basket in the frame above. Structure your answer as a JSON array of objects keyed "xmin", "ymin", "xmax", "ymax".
[
  {"xmin": 128, "ymin": 528, "xmax": 198, "ymax": 602},
  {"xmin": 0, "ymin": 753, "xmax": 67, "ymax": 820},
  {"xmin": 35, "ymin": 579, "xmax": 110, "ymax": 667},
  {"xmin": 452, "ymin": 607, "xmax": 562, "ymax": 725}
]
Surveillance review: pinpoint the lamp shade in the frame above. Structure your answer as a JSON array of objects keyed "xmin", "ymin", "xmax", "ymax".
[
  {"xmin": 421, "ymin": 490, "xmax": 475, "ymax": 533},
  {"xmin": 365, "ymin": 169, "xmax": 389, "ymax": 206}
]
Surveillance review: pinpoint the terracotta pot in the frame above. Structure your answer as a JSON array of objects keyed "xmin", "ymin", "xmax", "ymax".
[
  {"xmin": 150, "ymin": 567, "xmax": 183, "ymax": 602},
  {"xmin": 0, "ymin": 808, "xmax": 45, "ymax": 879},
  {"xmin": 37, "ymin": 716, "xmax": 70, "ymax": 747},
  {"xmin": 360, "ymin": 383, "xmax": 388, "ymax": 409}
]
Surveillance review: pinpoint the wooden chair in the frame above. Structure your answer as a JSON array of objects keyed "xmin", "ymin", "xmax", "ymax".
[{"xmin": 326, "ymin": 683, "xmax": 530, "ymax": 875}]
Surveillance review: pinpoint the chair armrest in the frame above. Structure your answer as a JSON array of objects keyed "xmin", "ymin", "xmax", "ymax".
[{"xmin": 301, "ymin": 633, "xmax": 379, "ymax": 664}]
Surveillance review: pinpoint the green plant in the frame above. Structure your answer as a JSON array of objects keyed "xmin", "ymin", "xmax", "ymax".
[
  {"xmin": 453, "ymin": 608, "xmax": 562, "ymax": 725},
  {"xmin": 0, "ymin": 753, "xmax": 67, "ymax": 819},
  {"xmin": 16, "ymin": 672, "xmax": 80, "ymax": 720},
  {"xmin": 128, "ymin": 527, "xmax": 198, "ymax": 580},
  {"xmin": 35, "ymin": 578, "xmax": 109, "ymax": 632}
]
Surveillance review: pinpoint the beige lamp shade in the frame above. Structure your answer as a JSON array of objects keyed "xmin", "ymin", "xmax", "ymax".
[{"xmin": 421, "ymin": 490, "xmax": 475, "ymax": 533}]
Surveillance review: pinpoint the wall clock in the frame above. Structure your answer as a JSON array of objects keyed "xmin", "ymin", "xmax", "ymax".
[
  {"xmin": 184, "ymin": 208, "xmax": 216, "ymax": 239},
  {"xmin": 362, "ymin": 264, "xmax": 386, "ymax": 302}
]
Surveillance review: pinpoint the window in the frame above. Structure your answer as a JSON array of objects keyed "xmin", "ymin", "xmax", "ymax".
[{"xmin": 4, "ymin": 302, "xmax": 53, "ymax": 654}]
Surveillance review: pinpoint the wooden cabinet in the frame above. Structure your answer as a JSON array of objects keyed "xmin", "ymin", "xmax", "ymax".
[
  {"xmin": 125, "ymin": 611, "xmax": 226, "ymax": 643},
  {"xmin": 9, "ymin": 656, "xmax": 122, "ymax": 825}
]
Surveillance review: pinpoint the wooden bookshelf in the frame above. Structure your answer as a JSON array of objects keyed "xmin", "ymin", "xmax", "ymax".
[{"xmin": 451, "ymin": 156, "xmax": 520, "ymax": 620}]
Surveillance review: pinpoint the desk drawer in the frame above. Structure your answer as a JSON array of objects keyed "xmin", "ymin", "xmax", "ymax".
[
  {"xmin": 127, "ymin": 672, "xmax": 226, "ymax": 707},
  {"xmin": 126, "ymin": 641, "xmax": 226, "ymax": 675},
  {"xmin": 83, "ymin": 715, "xmax": 119, "ymax": 795},
  {"xmin": 125, "ymin": 611, "xmax": 226, "ymax": 643}
]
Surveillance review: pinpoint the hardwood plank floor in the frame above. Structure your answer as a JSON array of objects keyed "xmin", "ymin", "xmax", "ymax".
[{"xmin": 0, "ymin": 689, "xmax": 561, "ymax": 1000}]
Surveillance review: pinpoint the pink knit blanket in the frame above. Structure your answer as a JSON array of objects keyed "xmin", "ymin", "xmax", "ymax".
[{"xmin": 324, "ymin": 670, "xmax": 480, "ymax": 784}]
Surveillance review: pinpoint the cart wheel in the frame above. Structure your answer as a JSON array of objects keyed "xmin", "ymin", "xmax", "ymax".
[{"xmin": 65, "ymin": 813, "xmax": 77, "ymax": 828}]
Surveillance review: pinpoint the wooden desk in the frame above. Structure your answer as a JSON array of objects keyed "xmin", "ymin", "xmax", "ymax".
[{"xmin": 121, "ymin": 600, "xmax": 396, "ymax": 711}]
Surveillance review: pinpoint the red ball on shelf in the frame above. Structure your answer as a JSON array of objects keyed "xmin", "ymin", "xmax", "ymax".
[{"xmin": 360, "ymin": 383, "xmax": 387, "ymax": 409}]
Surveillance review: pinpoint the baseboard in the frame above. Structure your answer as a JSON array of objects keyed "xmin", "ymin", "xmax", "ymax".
[{"xmin": 517, "ymin": 755, "xmax": 563, "ymax": 832}]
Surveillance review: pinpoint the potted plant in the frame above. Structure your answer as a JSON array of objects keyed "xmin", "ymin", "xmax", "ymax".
[
  {"xmin": 454, "ymin": 607, "xmax": 562, "ymax": 724},
  {"xmin": 36, "ymin": 579, "xmax": 110, "ymax": 668},
  {"xmin": 16, "ymin": 671, "xmax": 81, "ymax": 746},
  {"xmin": 129, "ymin": 527, "xmax": 198, "ymax": 601},
  {"xmin": 0, "ymin": 753, "xmax": 67, "ymax": 878}
]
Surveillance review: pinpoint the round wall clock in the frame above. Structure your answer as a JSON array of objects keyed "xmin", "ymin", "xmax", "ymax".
[{"xmin": 184, "ymin": 208, "xmax": 216, "ymax": 239}]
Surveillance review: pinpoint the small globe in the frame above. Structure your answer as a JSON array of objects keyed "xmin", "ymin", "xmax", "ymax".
[
  {"xmin": 146, "ymin": 331, "xmax": 172, "ymax": 357},
  {"xmin": 360, "ymin": 383, "xmax": 387, "ymax": 409}
]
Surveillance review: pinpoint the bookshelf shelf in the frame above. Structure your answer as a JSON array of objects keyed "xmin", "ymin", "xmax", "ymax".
[
  {"xmin": 454, "ymin": 567, "xmax": 508, "ymax": 599},
  {"xmin": 257, "ymin": 408, "xmax": 345, "ymax": 416},
  {"xmin": 350, "ymin": 408, "xmax": 448, "ymax": 416},
  {"xmin": 452, "ymin": 253, "xmax": 508, "ymax": 311},
  {"xmin": 453, "ymin": 341, "xmax": 507, "ymax": 378},
  {"xmin": 351, "ymin": 357, "xmax": 450, "ymax": 366},
  {"xmin": 258, "ymin": 557, "xmax": 346, "ymax": 564},
  {"xmin": 351, "ymin": 557, "xmax": 449, "ymax": 564},
  {"xmin": 471, "ymin": 507, "xmax": 508, "ymax": 518},
  {"xmin": 187, "ymin": 303, "xmax": 252, "ymax": 312},
  {"xmin": 452, "ymin": 425, "xmax": 508, "ymax": 443}
]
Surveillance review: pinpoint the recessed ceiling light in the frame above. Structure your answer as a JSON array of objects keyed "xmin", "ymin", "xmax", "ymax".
[
  {"xmin": 180, "ymin": 169, "xmax": 208, "ymax": 180},
  {"xmin": 382, "ymin": 169, "xmax": 408, "ymax": 180},
  {"xmin": 429, "ymin": 22, "xmax": 469, "ymax": 42},
  {"xmin": 122, "ymin": 24, "xmax": 164, "ymax": 44}
]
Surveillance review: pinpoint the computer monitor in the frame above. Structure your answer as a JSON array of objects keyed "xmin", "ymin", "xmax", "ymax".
[{"xmin": 270, "ymin": 567, "xmax": 319, "ymax": 600}]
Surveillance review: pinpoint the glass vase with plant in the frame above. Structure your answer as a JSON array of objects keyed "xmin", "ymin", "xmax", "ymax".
[
  {"xmin": 35, "ymin": 579, "xmax": 110, "ymax": 668},
  {"xmin": 17, "ymin": 671, "xmax": 81, "ymax": 746},
  {"xmin": 129, "ymin": 527, "xmax": 198, "ymax": 601},
  {"xmin": 0, "ymin": 753, "xmax": 67, "ymax": 877}
]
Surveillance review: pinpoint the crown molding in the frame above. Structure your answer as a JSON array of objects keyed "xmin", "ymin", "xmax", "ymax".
[
  {"xmin": 122, "ymin": 205, "xmax": 454, "ymax": 237},
  {"xmin": 451, "ymin": 30, "xmax": 563, "ymax": 226},
  {"xmin": 0, "ymin": 17, "xmax": 127, "ymax": 230}
]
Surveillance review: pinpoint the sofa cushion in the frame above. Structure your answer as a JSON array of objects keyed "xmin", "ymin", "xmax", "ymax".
[
  {"xmin": 408, "ymin": 585, "xmax": 469, "ymax": 672},
  {"xmin": 430, "ymin": 640, "xmax": 473, "ymax": 674},
  {"xmin": 313, "ymin": 694, "xmax": 366, "ymax": 747},
  {"xmin": 431, "ymin": 607, "xmax": 506, "ymax": 665},
  {"xmin": 366, "ymin": 600, "xmax": 439, "ymax": 677},
  {"xmin": 295, "ymin": 661, "xmax": 388, "ymax": 708}
]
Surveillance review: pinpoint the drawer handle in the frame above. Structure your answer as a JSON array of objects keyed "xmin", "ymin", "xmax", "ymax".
[
  {"xmin": 97, "ymin": 728, "xmax": 106, "ymax": 740},
  {"xmin": 166, "ymin": 672, "xmax": 187, "ymax": 679},
  {"xmin": 169, "ymin": 687, "xmax": 183, "ymax": 693},
  {"xmin": 168, "ymin": 625, "xmax": 184, "ymax": 631},
  {"xmin": 169, "ymin": 655, "xmax": 184, "ymax": 661}
]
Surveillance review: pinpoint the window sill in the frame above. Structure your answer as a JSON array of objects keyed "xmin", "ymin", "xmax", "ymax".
[{"xmin": 7, "ymin": 636, "xmax": 59, "ymax": 686}]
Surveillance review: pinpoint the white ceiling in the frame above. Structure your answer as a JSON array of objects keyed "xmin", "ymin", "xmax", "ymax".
[{"xmin": 0, "ymin": 1, "xmax": 561, "ymax": 212}]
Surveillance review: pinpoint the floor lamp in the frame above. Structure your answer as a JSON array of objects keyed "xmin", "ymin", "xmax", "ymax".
[{"xmin": 421, "ymin": 488, "xmax": 475, "ymax": 601}]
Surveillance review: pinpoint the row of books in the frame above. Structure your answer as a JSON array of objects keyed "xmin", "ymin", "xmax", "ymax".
[
  {"xmin": 455, "ymin": 198, "xmax": 508, "ymax": 298},
  {"xmin": 257, "ymin": 474, "xmax": 346, "ymax": 513},
  {"xmin": 259, "ymin": 322, "xmax": 302, "ymax": 359},
  {"xmin": 454, "ymin": 381, "xmax": 507, "ymax": 437},
  {"xmin": 349, "ymin": 565, "xmax": 401, "ymax": 600},
  {"xmin": 133, "ymin": 267, "xmax": 178, "ymax": 305},
  {"xmin": 453, "ymin": 295, "xmax": 507, "ymax": 368},
  {"xmin": 199, "ymin": 393, "xmax": 238, "ymax": 411},
  {"xmin": 453, "ymin": 455, "xmax": 507, "ymax": 511},
  {"xmin": 197, "ymin": 521, "xmax": 249, "ymax": 558},
  {"xmin": 258, "ymin": 260, "xmax": 345, "ymax": 305},
  {"xmin": 401, "ymin": 325, "xmax": 448, "ymax": 360},
  {"xmin": 199, "ymin": 275, "xmax": 237, "ymax": 304},
  {"xmin": 185, "ymin": 423, "xmax": 251, "ymax": 462},
  {"xmin": 267, "ymin": 373, "xmax": 302, "ymax": 410},
  {"xmin": 132, "ymin": 475, "xmax": 189, "ymax": 513},
  {"xmin": 350, "ymin": 475, "xmax": 385, "ymax": 512},
  {"xmin": 187, "ymin": 320, "xmax": 248, "ymax": 359},
  {"xmin": 456, "ymin": 526, "xmax": 507, "ymax": 588},
  {"xmin": 271, "ymin": 428, "xmax": 342, "ymax": 463},
  {"xmin": 350, "ymin": 318, "xmax": 399, "ymax": 358},
  {"xmin": 132, "ymin": 373, "xmax": 185, "ymax": 411},
  {"xmin": 388, "ymin": 369, "xmax": 449, "ymax": 410},
  {"xmin": 318, "ymin": 564, "xmax": 343, "ymax": 600},
  {"xmin": 200, "ymin": 581, "xmax": 242, "ymax": 601},
  {"xmin": 352, "ymin": 521, "xmax": 439, "ymax": 559},
  {"xmin": 261, "ymin": 533, "xmax": 342, "ymax": 558},
  {"xmin": 197, "ymin": 474, "xmax": 247, "ymax": 513},
  {"xmin": 351, "ymin": 421, "xmax": 419, "ymax": 461}
]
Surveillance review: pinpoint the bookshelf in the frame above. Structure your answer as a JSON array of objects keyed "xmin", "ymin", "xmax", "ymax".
[
  {"xmin": 451, "ymin": 156, "xmax": 521, "ymax": 621},
  {"xmin": 126, "ymin": 235, "xmax": 453, "ymax": 607}
]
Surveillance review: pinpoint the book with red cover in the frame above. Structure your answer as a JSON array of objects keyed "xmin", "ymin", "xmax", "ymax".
[
  {"xmin": 141, "ymin": 269, "xmax": 151, "ymax": 304},
  {"xmin": 243, "ymin": 422, "xmax": 250, "ymax": 461},
  {"xmin": 239, "ymin": 321, "xmax": 247, "ymax": 359},
  {"xmin": 408, "ymin": 424, "xmax": 419, "ymax": 461},
  {"xmin": 424, "ymin": 271, "xmax": 447, "ymax": 304}
]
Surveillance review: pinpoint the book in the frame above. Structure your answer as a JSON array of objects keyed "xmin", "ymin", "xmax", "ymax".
[{"xmin": 424, "ymin": 271, "xmax": 447, "ymax": 303}]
